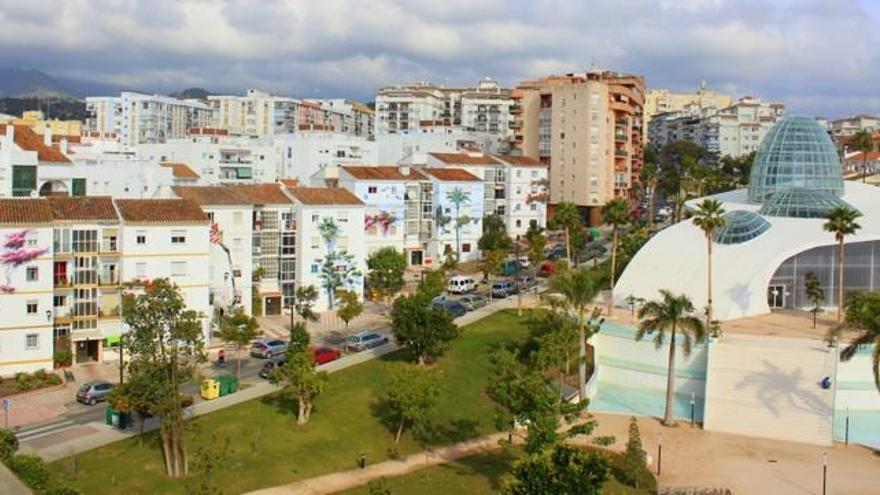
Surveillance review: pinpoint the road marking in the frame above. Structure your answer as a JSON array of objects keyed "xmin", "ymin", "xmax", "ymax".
[{"xmin": 16, "ymin": 418, "xmax": 78, "ymax": 442}]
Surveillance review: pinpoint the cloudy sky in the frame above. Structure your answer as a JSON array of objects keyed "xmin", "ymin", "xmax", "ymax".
[{"xmin": 0, "ymin": 0, "xmax": 878, "ymax": 118}]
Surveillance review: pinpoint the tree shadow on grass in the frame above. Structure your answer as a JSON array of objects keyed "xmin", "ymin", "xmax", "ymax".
[
  {"xmin": 259, "ymin": 391, "xmax": 297, "ymax": 417},
  {"xmin": 442, "ymin": 447, "xmax": 518, "ymax": 491},
  {"xmin": 369, "ymin": 396, "xmax": 480, "ymax": 448}
]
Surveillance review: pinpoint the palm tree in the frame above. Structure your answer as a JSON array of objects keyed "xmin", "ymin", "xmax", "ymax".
[
  {"xmin": 549, "ymin": 267, "xmax": 599, "ymax": 401},
  {"xmin": 603, "ymin": 198, "xmax": 631, "ymax": 315},
  {"xmin": 636, "ymin": 290, "xmax": 706, "ymax": 426},
  {"xmin": 692, "ymin": 199, "xmax": 726, "ymax": 327},
  {"xmin": 446, "ymin": 187, "xmax": 470, "ymax": 260},
  {"xmin": 550, "ymin": 202, "xmax": 581, "ymax": 263},
  {"xmin": 640, "ymin": 163, "xmax": 659, "ymax": 230},
  {"xmin": 804, "ymin": 272, "xmax": 824, "ymax": 329},
  {"xmin": 823, "ymin": 207, "xmax": 862, "ymax": 321},
  {"xmin": 828, "ymin": 291, "xmax": 880, "ymax": 393},
  {"xmin": 852, "ymin": 130, "xmax": 874, "ymax": 183}
]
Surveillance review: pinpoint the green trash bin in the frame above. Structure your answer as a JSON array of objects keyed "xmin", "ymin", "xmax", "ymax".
[
  {"xmin": 118, "ymin": 412, "xmax": 131, "ymax": 429},
  {"xmin": 216, "ymin": 375, "xmax": 239, "ymax": 396},
  {"xmin": 228, "ymin": 376, "xmax": 239, "ymax": 394},
  {"xmin": 105, "ymin": 406, "xmax": 114, "ymax": 426}
]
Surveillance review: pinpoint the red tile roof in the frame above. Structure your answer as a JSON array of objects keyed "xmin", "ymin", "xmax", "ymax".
[
  {"xmin": 494, "ymin": 154, "xmax": 546, "ymax": 167},
  {"xmin": 47, "ymin": 197, "xmax": 118, "ymax": 222},
  {"xmin": 0, "ymin": 124, "xmax": 71, "ymax": 163},
  {"xmin": 287, "ymin": 187, "xmax": 365, "ymax": 206},
  {"xmin": 847, "ymin": 151, "xmax": 880, "ymax": 161},
  {"xmin": 278, "ymin": 178, "xmax": 299, "ymax": 188},
  {"xmin": 0, "ymin": 199, "xmax": 53, "ymax": 224},
  {"xmin": 173, "ymin": 183, "xmax": 294, "ymax": 206},
  {"xmin": 187, "ymin": 127, "xmax": 229, "ymax": 136},
  {"xmin": 428, "ymin": 152, "xmax": 500, "ymax": 166},
  {"xmin": 115, "ymin": 199, "xmax": 208, "ymax": 223},
  {"xmin": 161, "ymin": 162, "xmax": 200, "ymax": 179},
  {"xmin": 340, "ymin": 165, "xmax": 426, "ymax": 181},
  {"xmin": 420, "ymin": 168, "xmax": 481, "ymax": 181}
]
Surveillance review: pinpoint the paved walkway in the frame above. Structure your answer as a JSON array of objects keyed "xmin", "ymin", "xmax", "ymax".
[{"xmin": 0, "ymin": 462, "xmax": 31, "ymax": 495}]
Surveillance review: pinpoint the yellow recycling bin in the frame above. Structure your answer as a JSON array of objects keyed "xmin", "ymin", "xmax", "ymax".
[{"xmin": 200, "ymin": 379, "xmax": 220, "ymax": 400}]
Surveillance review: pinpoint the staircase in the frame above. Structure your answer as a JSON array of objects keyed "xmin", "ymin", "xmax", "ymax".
[{"xmin": 703, "ymin": 334, "xmax": 836, "ymax": 445}]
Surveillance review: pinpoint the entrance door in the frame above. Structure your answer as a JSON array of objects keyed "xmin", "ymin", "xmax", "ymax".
[
  {"xmin": 410, "ymin": 250, "xmax": 423, "ymax": 266},
  {"xmin": 75, "ymin": 340, "xmax": 100, "ymax": 363},
  {"xmin": 265, "ymin": 296, "xmax": 282, "ymax": 316},
  {"xmin": 767, "ymin": 285, "xmax": 786, "ymax": 308}
]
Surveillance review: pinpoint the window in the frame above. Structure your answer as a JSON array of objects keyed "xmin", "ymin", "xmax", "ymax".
[
  {"xmin": 368, "ymin": 186, "xmax": 378, "ymax": 194},
  {"xmin": 53, "ymin": 295, "xmax": 66, "ymax": 307},
  {"xmin": 171, "ymin": 230, "xmax": 186, "ymax": 244},
  {"xmin": 515, "ymin": 220, "xmax": 522, "ymax": 228},
  {"xmin": 136, "ymin": 262, "xmax": 147, "ymax": 278},
  {"xmin": 310, "ymin": 264, "xmax": 319, "ymax": 274},
  {"xmin": 136, "ymin": 230, "xmax": 146, "ymax": 244},
  {"xmin": 26, "ymin": 233, "xmax": 37, "ymax": 248},
  {"xmin": 27, "ymin": 300, "xmax": 38, "ymax": 314},
  {"xmin": 26, "ymin": 334, "xmax": 39, "ymax": 349},
  {"xmin": 26, "ymin": 266, "xmax": 38, "ymax": 282},
  {"xmin": 462, "ymin": 243, "xmax": 471, "ymax": 253},
  {"xmin": 311, "ymin": 214, "xmax": 320, "ymax": 222},
  {"xmin": 171, "ymin": 261, "xmax": 187, "ymax": 277}
]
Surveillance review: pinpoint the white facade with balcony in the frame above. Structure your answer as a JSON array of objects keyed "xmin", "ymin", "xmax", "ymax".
[
  {"xmin": 275, "ymin": 132, "xmax": 378, "ymax": 182},
  {"xmin": 86, "ymin": 92, "xmax": 214, "ymax": 146}
]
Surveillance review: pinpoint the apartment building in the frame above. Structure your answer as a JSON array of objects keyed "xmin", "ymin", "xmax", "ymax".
[
  {"xmin": 419, "ymin": 168, "xmax": 484, "ymax": 263},
  {"xmin": 376, "ymin": 125, "xmax": 501, "ymax": 164},
  {"xmin": 648, "ymin": 96, "xmax": 785, "ymax": 157},
  {"xmin": 511, "ymin": 70, "xmax": 645, "ymax": 225},
  {"xmin": 275, "ymin": 132, "xmax": 378, "ymax": 182},
  {"xmin": 830, "ymin": 114, "xmax": 879, "ymax": 137},
  {"xmin": 86, "ymin": 92, "xmax": 214, "ymax": 146},
  {"xmin": 208, "ymin": 89, "xmax": 298, "ymax": 137},
  {"xmin": 0, "ymin": 110, "xmax": 82, "ymax": 138},
  {"xmin": 309, "ymin": 99, "xmax": 375, "ymax": 140},
  {"xmin": 643, "ymin": 82, "xmax": 733, "ymax": 137}
]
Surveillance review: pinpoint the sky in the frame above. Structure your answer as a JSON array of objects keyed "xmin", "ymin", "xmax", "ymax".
[{"xmin": 0, "ymin": 0, "xmax": 878, "ymax": 118}]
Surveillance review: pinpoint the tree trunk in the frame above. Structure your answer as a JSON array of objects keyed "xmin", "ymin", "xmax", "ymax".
[
  {"xmin": 813, "ymin": 309, "xmax": 817, "ymax": 329},
  {"xmin": 837, "ymin": 238, "xmax": 845, "ymax": 322},
  {"xmin": 608, "ymin": 228, "xmax": 618, "ymax": 316},
  {"xmin": 395, "ymin": 420, "xmax": 405, "ymax": 444},
  {"xmin": 236, "ymin": 345, "xmax": 241, "ymax": 378},
  {"xmin": 303, "ymin": 401, "xmax": 313, "ymax": 423},
  {"xmin": 863, "ymin": 155, "xmax": 868, "ymax": 183},
  {"xmin": 706, "ymin": 237, "xmax": 713, "ymax": 329},
  {"xmin": 565, "ymin": 227, "xmax": 571, "ymax": 265},
  {"xmin": 647, "ymin": 191, "xmax": 654, "ymax": 230},
  {"xmin": 578, "ymin": 313, "xmax": 587, "ymax": 401},
  {"xmin": 663, "ymin": 324, "xmax": 678, "ymax": 427},
  {"xmin": 297, "ymin": 396, "xmax": 308, "ymax": 425},
  {"xmin": 417, "ymin": 354, "xmax": 426, "ymax": 366}
]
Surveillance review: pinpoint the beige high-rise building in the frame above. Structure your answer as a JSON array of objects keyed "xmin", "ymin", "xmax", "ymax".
[
  {"xmin": 644, "ymin": 82, "xmax": 733, "ymax": 136},
  {"xmin": 510, "ymin": 70, "xmax": 645, "ymax": 225}
]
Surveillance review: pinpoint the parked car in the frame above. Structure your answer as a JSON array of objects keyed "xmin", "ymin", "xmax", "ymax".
[
  {"xmin": 491, "ymin": 280, "xmax": 516, "ymax": 298},
  {"xmin": 250, "ymin": 339, "xmax": 289, "ymax": 359},
  {"xmin": 76, "ymin": 380, "xmax": 115, "ymax": 405},
  {"xmin": 447, "ymin": 275, "xmax": 476, "ymax": 294},
  {"xmin": 546, "ymin": 245, "xmax": 566, "ymax": 260},
  {"xmin": 458, "ymin": 294, "xmax": 487, "ymax": 311},
  {"xmin": 313, "ymin": 346, "xmax": 342, "ymax": 365},
  {"xmin": 259, "ymin": 354, "xmax": 288, "ymax": 379},
  {"xmin": 516, "ymin": 274, "xmax": 537, "ymax": 290},
  {"xmin": 433, "ymin": 299, "xmax": 466, "ymax": 318},
  {"xmin": 346, "ymin": 331, "xmax": 389, "ymax": 352},
  {"xmin": 537, "ymin": 260, "xmax": 555, "ymax": 278}
]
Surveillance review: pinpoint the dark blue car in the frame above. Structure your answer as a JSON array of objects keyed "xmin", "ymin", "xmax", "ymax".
[{"xmin": 433, "ymin": 299, "xmax": 466, "ymax": 318}]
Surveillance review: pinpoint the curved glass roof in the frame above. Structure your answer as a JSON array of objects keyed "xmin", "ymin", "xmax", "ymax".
[
  {"xmin": 747, "ymin": 116, "xmax": 844, "ymax": 203},
  {"xmin": 713, "ymin": 210, "xmax": 771, "ymax": 245},
  {"xmin": 759, "ymin": 187, "xmax": 858, "ymax": 219}
]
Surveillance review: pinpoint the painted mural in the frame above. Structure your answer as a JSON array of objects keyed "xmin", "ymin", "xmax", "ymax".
[{"xmin": 1, "ymin": 229, "xmax": 48, "ymax": 293}]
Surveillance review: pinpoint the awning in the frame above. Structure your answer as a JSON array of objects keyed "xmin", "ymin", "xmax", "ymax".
[{"xmin": 236, "ymin": 167, "xmax": 253, "ymax": 179}]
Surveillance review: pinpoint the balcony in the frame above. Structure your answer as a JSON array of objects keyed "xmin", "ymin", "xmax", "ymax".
[
  {"xmin": 614, "ymin": 148, "xmax": 629, "ymax": 157},
  {"xmin": 53, "ymin": 307, "xmax": 72, "ymax": 322},
  {"xmin": 54, "ymin": 276, "xmax": 73, "ymax": 288},
  {"xmin": 614, "ymin": 131, "xmax": 628, "ymax": 142},
  {"xmin": 99, "ymin": 273, "xmax": 119, "ymax": 286},
  {"xmin": 99, "ymin": 306, "xmax": 121, "ymax": 319},
  {"xmin": 100, "ymin": 240, "xmax": 119, "ymax": 254}
]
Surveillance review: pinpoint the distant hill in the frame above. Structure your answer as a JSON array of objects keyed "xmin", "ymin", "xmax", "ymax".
[
  {"xmin": 170, "ymin": 88, "xmax": 215, "ymax": 100},
  {"xmin": 0, "ymin": 67, "xmax": 123, "ymax": 99}
]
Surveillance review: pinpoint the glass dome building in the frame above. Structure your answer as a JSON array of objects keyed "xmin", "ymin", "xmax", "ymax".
[
  {"xmin": 713, "ymin": 210, "xmax": 772, "ymax": 244},
  {"xmin": 747, "ymin": 116, "xmax": 844, "ymax": 203},
  {"xmin": 759, "ymin": 187, "xmax": 857, "ymax": 219}
]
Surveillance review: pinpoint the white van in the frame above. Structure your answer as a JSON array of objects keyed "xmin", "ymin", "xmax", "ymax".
[{"xmin": 447, "ymin": 275, "xmax": 476, "ymax": 294}]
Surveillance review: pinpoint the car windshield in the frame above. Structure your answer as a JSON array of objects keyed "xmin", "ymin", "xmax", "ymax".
[
  {"xmin": 79, "ymin": 384, "xmax": 91, "ymax": 392},
  {"xmin": 346, "ymin": 336, "xmax": 359, "ymax": 343}
]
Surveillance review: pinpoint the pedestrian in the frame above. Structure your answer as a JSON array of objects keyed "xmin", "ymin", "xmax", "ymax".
[
  {"xmin": 218, "ymin": 349, "xmax": 226, "ymax": 367},
  {"xmin": 358, "ymin": 452, "xmax": 366, "ymax": 470}
]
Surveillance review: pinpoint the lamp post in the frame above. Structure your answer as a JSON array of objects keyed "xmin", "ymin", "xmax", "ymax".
[
  {"xmin": 657, "ymin": 434, "xmax": 662, "ymax": 476},
  {"xmin": 690, "ymin": 392, "xmax": 696, "ymax": 427},
  {"xmin": 845, "ymin": 407, "xmax": 850, "ymax": 446},
  {"xmin": 515, "ymin": 235, "xmax": 522, "ymax": 317},
  {"xmin": 822, "ymin": 452, "xmax": 827, "ymax": 495}
]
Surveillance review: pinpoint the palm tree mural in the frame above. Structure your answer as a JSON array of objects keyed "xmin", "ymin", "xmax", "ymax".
[
  {"xmin": 316, "ymin": 217, "xmax": 361, "ymax": 309},
  {"xmin": 636, "ymin": 290, "xmax": 706, "ymax": 426},
  {"xmin": 823, "ymin": 206, "xmax": 862, "ymax": 321},
  {"xmin": 692, "ymin": 199, "xmax": 726, "ymax": 327},
  {"xmin": 445, "ymin": 187, "xmax": 471, "ymax": 261}
]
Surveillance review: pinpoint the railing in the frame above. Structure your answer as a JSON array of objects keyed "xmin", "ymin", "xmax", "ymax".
[
  {"xmin": 100, "ymin": 240, "xmax": 119, "ymax": 253},
  {"xmin": 54, "ymin": 276, "xmax": 72, "ymax": 287},
  {"xmin": 99, "ymin": 274, "xmax": 119, "ymax": 286},
  {"xmin": 99, "ymin": 306, "xmax": 121, "ymax": 318},
  {"xmin": 614, "ymin": 148, "xmax": 628, "ymax": 157},
  {"xmin": 53, "ymin": 307, "xmax": 71, "ymax": 319}
]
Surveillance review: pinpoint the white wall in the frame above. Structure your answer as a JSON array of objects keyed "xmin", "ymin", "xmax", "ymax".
[
  {"xmin": 275, "ymin": 133, "xmax": 378, "ymax": 182},
  {"xmin": 431, "ymin": 180, "xmax": 484, "ymax": 263},
  {"xmin": 204, "ymin": 205, "xmax": 255, "ymax": 316}
]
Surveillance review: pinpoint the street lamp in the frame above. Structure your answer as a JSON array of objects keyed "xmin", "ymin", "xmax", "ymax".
[
  {"xmin": 822, "ymin": 452, "xmax": 828, "ymax": 495},
  {"xmin": 45, "ymin": 309, "xmax": 53, "ymax": 322},
  {"xmin": 690, "ymin": 392, "xmax": 696, "ymax": 426},
  {"xmin": 656, "ymin": 433, "xmax": 663, "ymax": 476}
]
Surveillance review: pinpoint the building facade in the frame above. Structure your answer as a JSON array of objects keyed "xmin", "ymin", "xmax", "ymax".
[
  {"xmin": 830, "ymin": 114, "xmax": 878, "ymax": 137},
  {"xmin": 86, "ymin": 92, "xmax": 214, "ymax": 145},
  {"xmin": 643, "ymin": 83, "xmax": 733, "ymax": 137}
]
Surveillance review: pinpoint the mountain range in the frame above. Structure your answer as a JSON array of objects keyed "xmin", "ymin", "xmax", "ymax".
[{"xmin": 0, "ymin": 67, "xmax": 126, "ymax": 99}]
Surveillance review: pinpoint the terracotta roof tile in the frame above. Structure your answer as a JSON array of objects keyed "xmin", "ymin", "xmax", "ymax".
[
  {"xmin": 0, "ymin": 124, "xmax": 71, "ymax": 163},
  {"xmin": 161, "ymin": 162, "xmax": 200, "ymax": 179},
  {"xmin": 115, "ymin": 199, "xmax": 208, "ymax": 223},
  {"xmin": 173, "ymin": 184, "xmax": 293, "ymax": 205},
  {"xmin": 0, "ymin": 199, "xmax": 53, "ymax": 224},
  {"xmin": 494, "ymin": 154, "xmax": 546, "ymax": 167},
  {"xmin": 287, "ymin": 187, "xmax": 365, "ymax": 206},
  {"xmin": 340, "ymin": 165, "xmax": 426, "ymax": 181},
  {"xmin": 420, "ymin": 168, "xmax": 481, "ymax": 181},
  {"xmin": 428, "ymin": 152, "xmax": 500, "ymax": 166},
  {"xmin": 278, "ymin": 178, "xmax": 299, "ymax": 188},
  {"xmin": 47, "ymin": 197, "xmax": 118, "ymax": 222}
]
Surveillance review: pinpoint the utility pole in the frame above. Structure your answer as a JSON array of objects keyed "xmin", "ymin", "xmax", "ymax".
[
  {"xmin": 118, "ymin": 338, "xmax": 124, "ymax": 384},
  {"xmin": 516, "ymin": 235, "xmax": 522, "ymax": 317},
  {"xmin": 822, "ymin": 452, "xmax": 827, "ymax": 495}
]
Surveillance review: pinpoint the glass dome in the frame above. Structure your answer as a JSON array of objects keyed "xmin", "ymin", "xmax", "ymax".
[
  {"xmin": 713, "ymin": 210, "xmax": 771, "ymax": 245},
  {"xmin": 759, "ymin": 187, "xmax": 858, "ymax": 219},
  {"xmin": 747, "ymin": 116, "xmax": 844, "ymax": 203}
]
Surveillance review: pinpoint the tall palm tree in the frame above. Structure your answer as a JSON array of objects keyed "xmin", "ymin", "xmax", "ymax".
[
  {"xmin": 828, "ymin": 292, "xmax": 880, "ymax": 393},
  {"xmin": 640, "ymin": 163, "xmax": 659, "ymax": 230},
  {"xmin": 823, "ymin": 207, "xmax": 862, "ymax": 321},
  {"xmin": 852, "ymin": 130, "xmax": 874, "ymax": 183},
  {"xmin": 603, "ymin": 198, "xmax": 631, "ymax": 315},
  {"xmin": 549, "ymin": 267, "xmax": 599, "ymax": 401},
  {"xmin": 637, "ymin": 290, "xmax": 706, "ymax": 426},
  {"xmin": 550, "ymin": 201, "xmax": 581, "ymax": 263},
  {"xmin": 692, "ymin": 199, "xmax": 726, "ymax": 327}
]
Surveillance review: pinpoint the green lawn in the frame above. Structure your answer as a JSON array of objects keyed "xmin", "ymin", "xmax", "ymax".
[
  {"xmin": 340, "ymin": 447, "xmax": 656, "ymax": 495},
  {"xmin": 49, "ymin": 310, "xmax": 532, "ymax": 495}
]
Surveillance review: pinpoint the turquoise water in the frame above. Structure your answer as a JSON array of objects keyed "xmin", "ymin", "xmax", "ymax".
[
  {"xmin": 833, "ymin": 409, "xmax": 880, "ymax": 448},
  {"xmin": 589, "ymin": 382, "xmax": 705, "ymax": 422}
]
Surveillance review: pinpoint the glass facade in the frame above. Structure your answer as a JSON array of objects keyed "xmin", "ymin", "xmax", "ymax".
[
  {"xmin": 759, "ymin": 187, "xmax": 857, "ymax": 219},
  {"xmin": 768, "ymin": 240, "xmax": 880, "ymax": 309},
  {"xmin": 713, "ymin": 210, "xmax": 771, "ymax": 245},
  {"xmin": 748, "ymin": 116, "xmax": 844, "ymax": 203}
]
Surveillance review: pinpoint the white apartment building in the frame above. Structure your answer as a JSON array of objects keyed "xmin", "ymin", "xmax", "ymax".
[
  {"xmin": 86, "ymin": 92, "xmax": 214, "ymax": 146},
  {"xmin": 377, "ymin": 125, "xmax": 504, "ymax": 164},
  {"xmin": 419, "ymin": 168, "xmax": 484, "ymax": 264},
  {"xmin": 830, "ymin": 114, "xmax": 879, "ymax": 137},
  {"xmin": 309, "ymin": 99, "xmax": 375, "ymax": 140},
  {"xmin": 643, "ymin": 82, "xmax": 733, "ymax": 136},
  {"xmin": 208, "ymin": 89, "xmax": 298, "ymax": 137},
  {"xmin": 275, "ymin": 132, "xmax": 378, "ymax": 182}
]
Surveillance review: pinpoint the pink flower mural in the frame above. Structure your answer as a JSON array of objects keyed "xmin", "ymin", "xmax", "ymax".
[
  {"xmin": 1, "ymin": 229, "xmax": 48, "ymax": 293},
  {"xmin": 363, "ymin": 211, "xmax": 398, "ymax": 235}
]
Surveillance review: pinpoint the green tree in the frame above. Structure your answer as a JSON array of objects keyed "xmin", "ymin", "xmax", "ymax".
[
  {"xmin": 823, "ymin": 207, "xmax": 862, "ymax": 321},
  {"xmin": 640, "ymin": 163, "xmax": 660, "ymax": 229},
  {"xmin": 441, "ymin": 244, "xmax": 458, "ymax": 273},
  {"xmin": 829, "ymin": 291, "xmax": 880, "ymax": 393},
  {"xmin": 502, "ymin": 444, "xmax": 609, "ymax": 495},
  {"xmin": 0, "ymin": 428, "xmax": 18, "ymax": 460},
  {"xmin": 366, "ymin": 247, "xmax": 407, "ymax": 300},
  {"xmin": 380, "ymin": 364, "xmax": 442, "ymax": 444},
  {"xmin": 533, "ymin": 298, "xmax": 581, "ymax": 407},
  {"xmin": 336, "ymin": 289, "xmax": 363, "ymax": 329},
  {"xmin": 293, "ymin": 285, "xmax": 319, "ymax": 325},
  {"xmin": 636, "ymin": 290, "xmax": 706, "ymax": 426},
  {"xmin": 107, "ymin": 375, "xmax": 160, "ymax": 440},
  {"xmin": 692, "ymin": 198, "xmax": 726, "ymax": 328},
  {"xmin": 603, "ymin": 198, "xmax": 631, "ymax": 315},
  {"xmin": 480, "ymin": 248, "xmax": 506, "ymax": 298},
  {"xmin": 852, "ymin": 129, "xmax": 874, "ymax": 182},
  {"xmin": 288, "ymin": 322, "xmax": 310, "ymax": 354},
  {"xmin": 478, "ymin": 214, "xmax": 513, "ymax": 253},
  {"xmin": 549, "ymin": 202, "xmax": 583, "ymax": 262},
  {"xmin": 550, "ymin": 267, "xmax": 600, "ymax": 401},
  {"xmin": 417, "ymin": 270, "xmax": 446, "ymax": 300},
  {"xmin": 391, "ymin": 293, "xmax": 460, "ymax": 364},
  {"xmin": 218, "ymin": 308, "xmax": 260, "ymax": 378},
  {"xmin": 270, "ymin": 337, "xmax": 329, "ymax": 425},
  {"xmin": 622, "ymin": 417, "xmax": 646, "ymax": 489},
  {"xmin": 525, "ymin": 225, "xmax": 547, "ymax": 293},
  {"xmin": 120, "ymin": 278, "xmax": 205, "ymax": 477},
  {"xmin": 804, "ymin": 272, "xmax": 824, "ymax": 329}
]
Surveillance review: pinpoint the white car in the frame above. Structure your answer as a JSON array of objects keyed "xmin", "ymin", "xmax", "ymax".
[{"xmin": 447, "ymin": 275, "xmax": 476, "ymax": 294}]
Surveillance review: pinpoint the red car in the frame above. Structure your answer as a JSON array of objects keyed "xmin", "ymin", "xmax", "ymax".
[
  {"xmin": 537, "ymin": 261, "xmax": 555, "ymax": 278},
  {"xmin": 312, "ymin": 346, "xmax": 342, "ymax": 365}
]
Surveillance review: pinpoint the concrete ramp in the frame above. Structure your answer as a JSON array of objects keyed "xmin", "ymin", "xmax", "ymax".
[{"xmin": 703, "ymin": 334, "xmax": 836, "ymax": 445}]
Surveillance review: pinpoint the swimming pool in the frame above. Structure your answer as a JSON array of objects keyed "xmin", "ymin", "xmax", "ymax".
[
  {"xmin": 833, "ymin": 409, "xmax": 880, "ymax": 448},
  {"xmin": 589, "ymin": 382, "xmax": 706, "ymax": 423}
]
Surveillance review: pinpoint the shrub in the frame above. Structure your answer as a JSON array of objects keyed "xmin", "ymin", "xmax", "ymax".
[
  {"xmin": 7, "ymin": 454, "xmax": 50, "ymax": 492},
  {"xmin": 46, "ymin": 373, "xmax": 63, "ymax": 386},
  {"xmin": 0, "ymin": 428, "xmax": 18, "ymax": 460},
  {"xmin": 33, "ymin": 369, "xmax": 47, "ymax": 381},
  {"xmin": 14, "ymin": 372, "xmax": 34, "ymax": 392}
]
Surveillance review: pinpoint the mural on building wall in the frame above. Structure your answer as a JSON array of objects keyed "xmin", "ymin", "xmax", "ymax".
[
  {"xmin": 1, "ymin": 229, "xmax": 48, "ymax": 293},
  {"xmin": 317, "ymin": 217, "xmax": 362, "ymax": 309},
  {"xmin": 526, "ymin": 178, "xmax": 550, "ymax": 203},
  {"xmin": 364, "ymin": 211, "xmax": 398, "ymax": 235}
]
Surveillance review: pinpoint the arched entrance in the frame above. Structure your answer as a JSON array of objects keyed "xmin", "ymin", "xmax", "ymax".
[{"xmin": 38, "ymin": 180, "xmax": 70, "ymax": 197}]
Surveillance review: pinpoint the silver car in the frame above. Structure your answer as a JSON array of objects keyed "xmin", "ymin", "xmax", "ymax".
[
  {"xmin": 458, "ymin": 294, "xmax": 487, "ymax": 311},
  {"xmin": 346, "ymin": 331, "xmax": 389, "ymax": 352},
  {"xmin": 76, "ymin": 380, "xmax": 115, "ymax": 405}
]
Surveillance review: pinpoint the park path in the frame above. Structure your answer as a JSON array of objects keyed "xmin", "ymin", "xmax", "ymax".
[{"xmin": 246, "ymin": 431, "xmax": 513, "ymax": 495}]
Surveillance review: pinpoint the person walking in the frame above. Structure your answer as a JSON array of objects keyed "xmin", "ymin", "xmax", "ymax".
[{"xmin": 218, "ymin": 349, "xmax": 226, "ymax": 367}]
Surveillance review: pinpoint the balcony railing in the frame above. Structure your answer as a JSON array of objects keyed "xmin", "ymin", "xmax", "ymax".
[
  {"xmin": 99, "ymin": 274, "xmax": 119, "ymax": 286},
  {"xmin": 100, "ymin": 240, "xmax": 119, "ymax": 253},
  {"xmin": 99, "ymin": 306, "xmax": 120, "ymax": 318},
  {"xmin": 54, "ymin": 276, "xmax": 72, "ymax": 287},
  {"xmin": 53, "ymin": 307, "xmax": 71, "ymax": 319},
  {"xmin": 614, "ymin": 149, "xmax": 629, "ymax": 157}
]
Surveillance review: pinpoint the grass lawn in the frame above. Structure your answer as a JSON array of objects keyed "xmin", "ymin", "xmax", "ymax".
[
  {"xmin": 340, "ymin": 446, "xmax": 656, "ymax": 495},
  {"xmin": 49, "ymin": 310, "xmax": 533, "ymax": 495}
]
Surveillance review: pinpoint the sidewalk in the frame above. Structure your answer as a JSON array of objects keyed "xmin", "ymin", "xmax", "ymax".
[{"xmin": 0, "ymin": 462, "xmax": 31, "ymax": 495}]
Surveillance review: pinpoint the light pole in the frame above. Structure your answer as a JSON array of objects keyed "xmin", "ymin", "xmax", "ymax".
[
  {"xmin": 845, "ymin": 407, "xmax": 850, "ymax": 446},
  {"xmin": 690, "ymin": 392, "xmax": 696, "ymax": 427},
  {"xmin": 822, "ymin": 452, "xmax": 827, "ymax": 495},
  {"xmin": 515, "ymin": 235, "xmax": 522, "ymax": 317},
  {"xmin": 657, "ymin": 434, "xmax": 662, "ymax": 476}
]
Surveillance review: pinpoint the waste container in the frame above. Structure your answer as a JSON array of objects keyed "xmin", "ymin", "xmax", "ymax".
[
  {"xmin": 105, "ymin": 406, "xmax": 114, "ymax": 426},
  {"xmin": 200, "ymin": 379, "xmax": 220, "ymax": 400},
  {"xmin": 216, "ymin": 375, "xmax": 239, "ymax": 396},
  {"xmin": 117, "ymin": 411, "xmax": 131, "ymax": 429}
]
